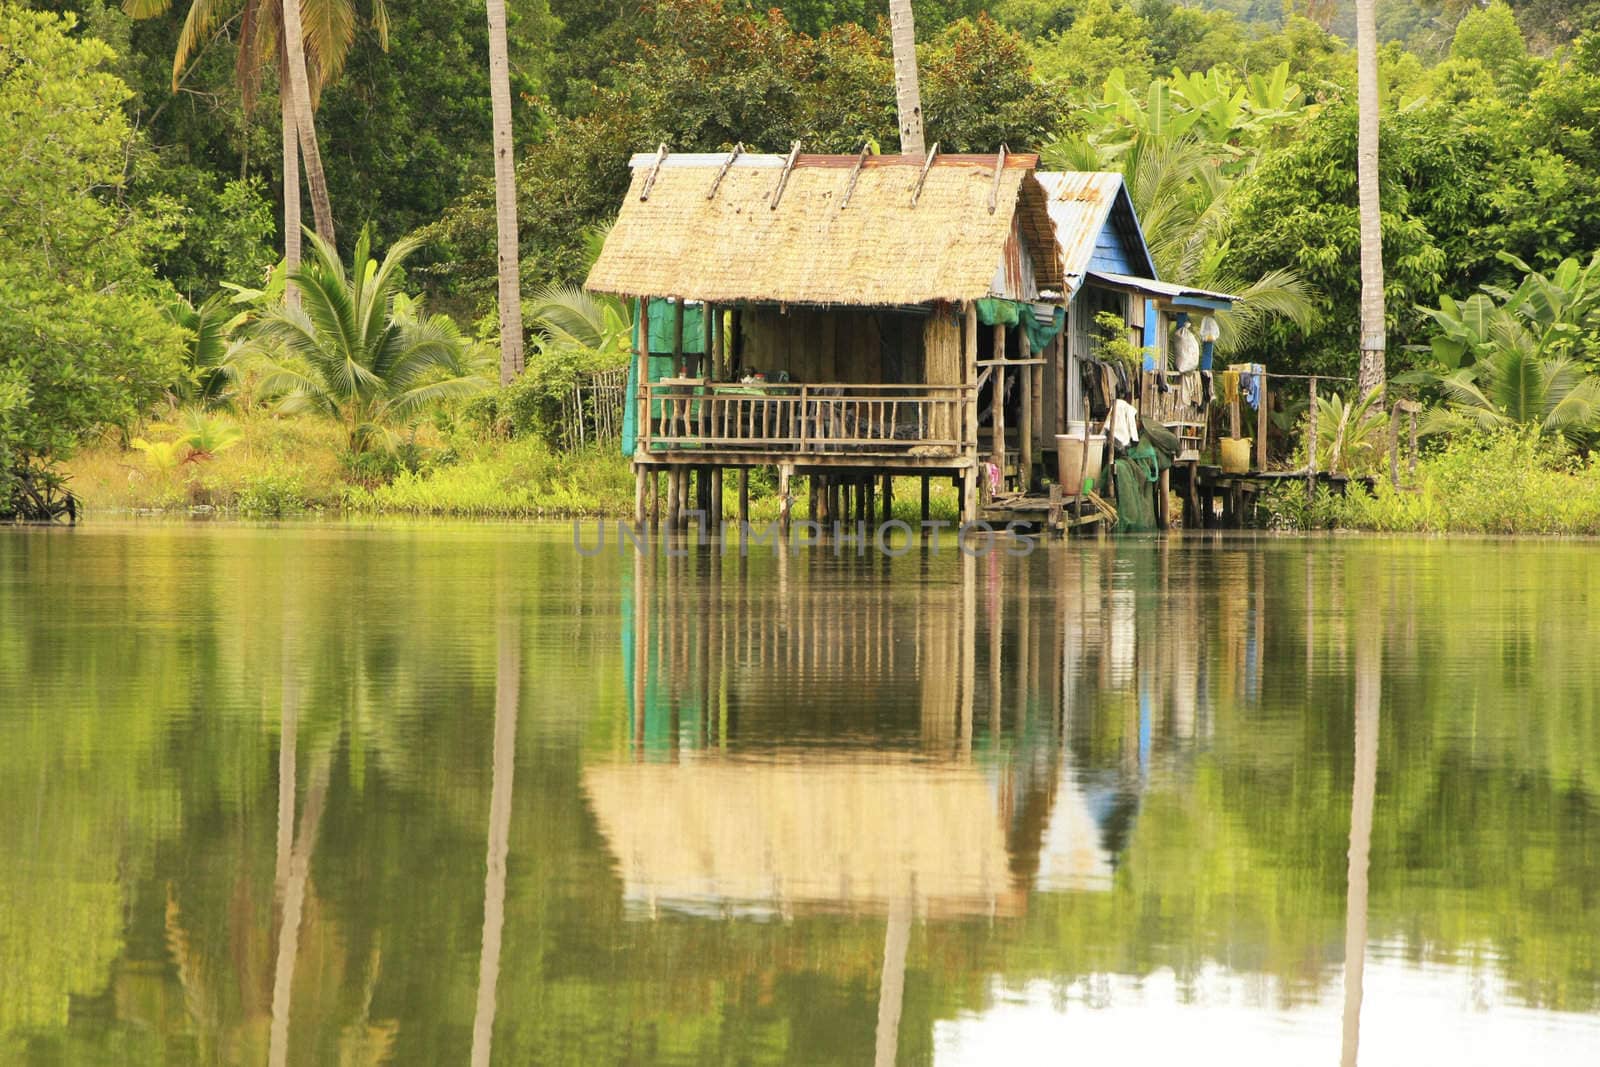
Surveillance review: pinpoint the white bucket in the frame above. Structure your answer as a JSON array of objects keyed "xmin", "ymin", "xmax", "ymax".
[{"xmin": 1056, "ymin": 433, "xmax": 1106, "ymax": 495}]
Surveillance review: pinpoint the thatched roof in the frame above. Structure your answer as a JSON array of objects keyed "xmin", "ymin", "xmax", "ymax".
[
  {"xmin": 583, "ymin": 756, "xmax": 1024, "ymax": 919},
  {"xmin": 585, "ymin": 151, "xmax": 1063, "ymax": 307}
]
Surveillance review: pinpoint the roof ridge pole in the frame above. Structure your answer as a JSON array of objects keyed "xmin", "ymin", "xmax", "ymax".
[
  {"xmin": 840, "ymin": 143, "xmax": 871, "ymax": 211},
  {"xmin": 770, "ymin": 140, "xmax": 801, "ymax": 211},
  {"xmin": 909, "ymin": 142, "xmax": 939, "ymax": 207},
  {"xmin": 706, "ymin": 142, "xmax": 744, "ymax": 200},
  {"xmin": 987, "ymin": 145, "xmax": 1009, "ymax": 214},
  {"xmin": 640, "ymin": 143, "xmax": 669, "ymax": 201}
]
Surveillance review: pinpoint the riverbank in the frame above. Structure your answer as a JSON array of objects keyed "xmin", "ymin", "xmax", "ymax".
[
  {"xmin": 1263, "ymin": 432, "xmax": 1600, "ymax": 535},
  {"xmin": 62, "ymin": 414, "xmax": 638, "ymax": 518},
  {"xmin": 62, "ymin": 413, "xmax": 966, "ymax": 522}
]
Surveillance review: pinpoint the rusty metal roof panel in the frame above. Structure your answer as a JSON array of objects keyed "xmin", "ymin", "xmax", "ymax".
[{"xmin": 1034, "ymin": 172, "xmax": 1158, "ymax": 293}]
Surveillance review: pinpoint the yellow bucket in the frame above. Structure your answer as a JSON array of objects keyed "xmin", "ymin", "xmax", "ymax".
[{"xmin": 1220, "ymin": 436, "xmax": 1252, "ymax": 474}]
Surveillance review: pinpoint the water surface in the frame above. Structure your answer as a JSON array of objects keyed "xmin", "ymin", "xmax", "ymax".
[{"xmin": 3, "ymin": 523, "xmax": 1598, "ymax": 1064}]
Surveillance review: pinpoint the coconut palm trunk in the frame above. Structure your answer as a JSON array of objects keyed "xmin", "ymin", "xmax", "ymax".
[
  {"xmin": 888, "ymin": 0, "xmax": 924, "ymax": 157},
  {"xmin": 280, "ymin": 0, "xmax": 336, "ymax": 247},
  {"xmin": 1355, "ymin": 0, "xmax": 1385, "ymax": 398},
  {"xmin": 486, "ymin": 0, "xmax": 526, "ymax": 383},
  {"xmin": 280, "ymin": 87, "xmax": 302, "ymax": 307}
]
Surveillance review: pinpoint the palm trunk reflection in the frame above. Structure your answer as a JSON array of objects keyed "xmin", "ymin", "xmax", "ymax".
[
  {"xmin": 1340, "ymin": 626, "xmax": 1380, "ymax": 1067},
  {"xmin": 471, "ymin": 604, "xmax": 521, "ymax": 1066}
]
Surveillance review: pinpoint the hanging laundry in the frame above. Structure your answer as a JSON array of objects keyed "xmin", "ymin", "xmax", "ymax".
[
  {"xmin": 1109, "ymin": 399, "xmax": 1141, "ymax": 447},
  {"xmin": 1219, "ymin": 370, "xmax": 1240, "ymax": 404},
  {"xmin": 1240, "ymin": 365, "xmax": 1264, "ymax": 410}
]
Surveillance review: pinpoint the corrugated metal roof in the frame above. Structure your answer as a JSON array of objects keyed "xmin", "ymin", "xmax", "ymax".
[
  {"xmin": 1034, "ymin": 172, "xmax": 1158, "ymax": 292},
  {"xmin": 1085, "ymin": 270, "xmax": 1239, "ymax": 308}
]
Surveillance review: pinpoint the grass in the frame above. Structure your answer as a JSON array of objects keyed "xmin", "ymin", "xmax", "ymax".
[
  {"xmin": 1263, "ymin": 431, "xmax": 1600, "ymax": 535},
  {"xmin": 62, "ymin": 411, "xmax": 965, "ymax": 523},
  {"xmin": 63, "ymin": 412, "xmax": 639, "ymax": 519}
]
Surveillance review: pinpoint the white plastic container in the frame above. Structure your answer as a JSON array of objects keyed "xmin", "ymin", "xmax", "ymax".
[{"xmin": 1056, "ymin": 433, "xmax": 1106, "ymax": 495}]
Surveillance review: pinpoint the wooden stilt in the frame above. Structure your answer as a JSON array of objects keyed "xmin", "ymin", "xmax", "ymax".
[
  {"xmin": 961, "ymin": 466, "xmax": 978, "ymax": 525},
  {"xmin": 808, "ymin": 475, "xmax": 819, "ymax": 521},
  {"xmin": 1019, "ymin": 330, "xmax": 1033, "ymax": 491},
  {"xmin": 882, "ymin": 472, "xmax": 894, "ymax": 522},
  {"xmin": 992, "ymin": 323, "xmax": 1007, "ymax": 487},
  {"xmin": 649, "ymin": 469, "xmax": 661, "ymax": 529},
  {"xmin": 920, "ymin": 475, "xmax": 930, "ymax": 524},
  {"xmin": 666, "ymin": 466, "xmax": 681, "ymax": 532},
  {"xmin": 778, "ymin": 464, "xmax": 794, "ymax": 534},
  {"xmin": 865, "ymin": 473, "xmax": 876, "ymax": 527},
  {"xmin": 738, "ymin": 468, "xmax": 750, "ymax": 525},
  {"xmin": 710, "ymin": 467, "xmax": 723, "ymax": 531},
  {"xmin": 634, "ymin": 466, "xmax": 647, "ymax": 527}
]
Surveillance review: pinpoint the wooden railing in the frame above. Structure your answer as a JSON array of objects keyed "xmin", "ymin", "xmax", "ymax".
[{"xmin": 641, "ymin": 381, "xmax": 973, "ymax": 456}]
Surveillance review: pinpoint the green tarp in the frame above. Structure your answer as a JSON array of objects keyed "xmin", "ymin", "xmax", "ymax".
[
  {"xmin": 646, "ymin": 301, "xmax": 707, "ymax": 354},
  {"xmin": 976, "ymin": 299, "xmax": 1066, "ymax": 353}
]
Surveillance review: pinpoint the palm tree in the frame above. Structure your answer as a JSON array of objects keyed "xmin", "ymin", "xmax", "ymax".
[
  {"xmin": 122, "ymin": 0, "xmax": 388, "ymax": 271},
  {"xmin": 1420, "ymin": 346, "xmax": 1600, "ymax": 444},
  {"xmin": 252, "ymin": 228, "xmax": 490, "ymax": 452},
  {"xmin": 486, "ymin": 0, "xmax": 525, "ymax": 384},
  {"xmin": 889, "ymin": 0, "xmax": 925, "ymax": 156},
  {"xmin": 1355, "ymin": 0, "xmax": 1385, "ymax": 398}
]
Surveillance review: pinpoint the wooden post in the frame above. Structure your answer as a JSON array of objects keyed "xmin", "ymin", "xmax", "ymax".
[
  {"xmin": 960, "ymin": 466, "xmax": 978, "ymax": 524},
  {"xmin": 710, "ymin": 467, "xmax": 723, "ymax": 530},
  {"xmin": 1019, "ymin": 329, "xmax": 1034, "ymax": 492},
  {"xmin": 808, "ymin": 475, "xmax": 819, "ymax": 521},
  {"xmin": 882, "ymin": 472, "xmax": 895, "ymax": 522},
  {"xmin": 738, "ymin": 468, "xmax": 750, "ymax": 525},
  {"xmin": 1408, "ymin": 407, "xmax": 1419, "ymax": 482},
  {"xmin": 638, "ymin": 298, "xmax": 652, "ymax": 452},
  {"xmin": 778, "ymin": 463, "xmax": 794, "ymax": 534},
  {"xmin": 992, "ymin": 323, "xmax": 1007, "ymax": 486},
  {"xmin": 666, "ymin": 466, "xmax": 681, "ymax": 532},
  {"xmin": 1389, "ymin": 402, "xmax": 1401, "ymax": 489},
  {"xmin": 1158, "ymin": 467, "xmax": 1171, "ymax": 529},
  {"xmin": 1073, "ymin": 396, "xmax": 1091, "ymax": 524},
  {"xmin": 1307, "ymin": 376, "xmax": 1319, "ymax": 505},
  {"xmin": 1256, "ymin": 372, "xmax": 1269, "ymax": 473},
  {"xmin": 672, "ymin": 298, "xmax": 686, "ymax": 370},
  {"xmin": 649, "ymin": 469, "xmax": 660, "ymax": 529},
  {"xmin": 634, "ymin": 466, "xmax": 647, "ymax": 527},
  {"xmin": 920, "ymin": 475, "xmax": 930, "ymax": 524},
  {"xmin": 865, "ymin": 473, "xmax": 876, "ymax": 527},
  {"xmin": 964, "ymin": 304, "xmax": 979, "ymax": 466}
]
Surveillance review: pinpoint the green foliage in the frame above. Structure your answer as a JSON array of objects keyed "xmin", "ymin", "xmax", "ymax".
[
  {"xmin": 1410, "ymin": 253, "xmax": 1600, "ymax": 444},
  {"xmin": 423, "ymin": 2, "xmax": 1054, "ymax": 298},
  {"xmin": 234, "ymin": 469, "xmax": 309, "ymax": 516},
  {"xmin": 1308, "ymin": 387, "xmax": 1390, "ymax": 474},
  {"xmin": 1092, "ymin": 309, "xmax": 1152, "ymax": 370},
  {"xmin": 1267, "ymin": 430, "xmax": 1600, "ymax": 534},
  {"xmin": 1229, "ymin": 101, "xmax": 1497, "ymax": 377},
  {"xmin": 249, "ymin": 228, "xmax": 490, "ymax": 453},
  {"xmin": 343, "ymin": 438, "xmax": 635, "ymax": 516},
  {"xmin": 0, "ymin": 3, "xmax": 186, "ymax": 515}
]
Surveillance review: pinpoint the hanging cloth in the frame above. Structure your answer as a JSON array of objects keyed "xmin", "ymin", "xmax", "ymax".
[{"xmin": 1109, "ymin": 399, "xmax": 1141, "ymax": 447}]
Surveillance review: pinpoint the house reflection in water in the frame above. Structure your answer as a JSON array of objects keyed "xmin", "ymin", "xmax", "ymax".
[
  {"xmin": 588, "ymin": 542, "xmax": 1273, "ymax": 1061},
  {"xmin": 588, "ymin": 542, "xmax": 1251, "ymax": 912}
]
